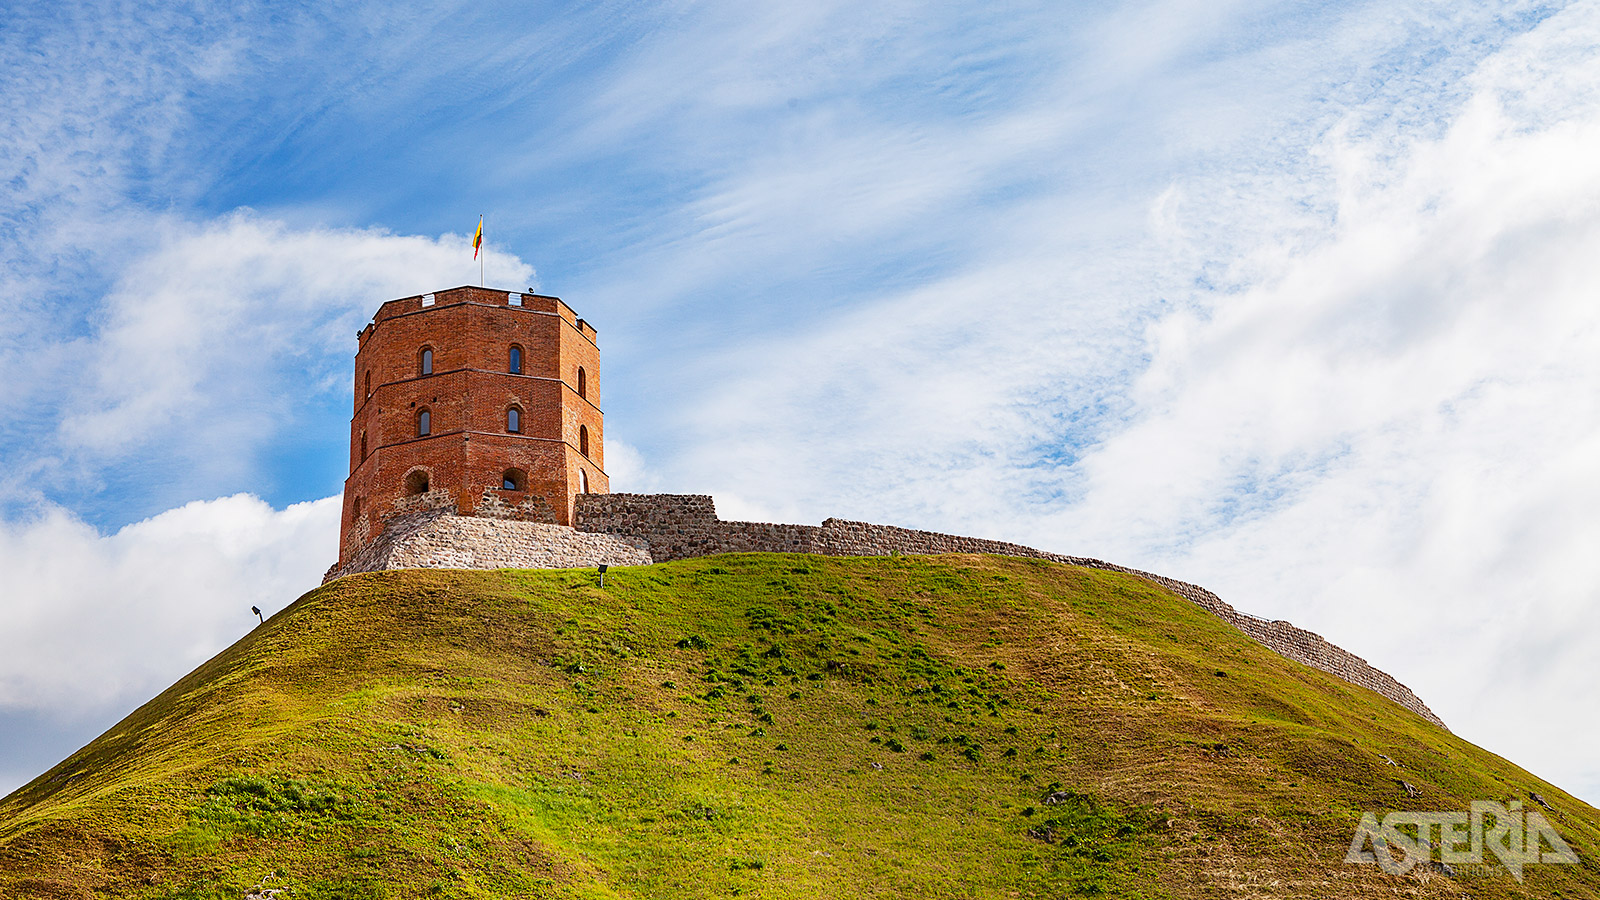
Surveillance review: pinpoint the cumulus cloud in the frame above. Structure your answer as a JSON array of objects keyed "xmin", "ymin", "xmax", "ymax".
[
  {"xmin": 0, "ymin": 209, "xmax": 537, "ymax": 519},
  {"xmin": 8, "ymin": 0, "xmax": 1600, "ymax": 808},
  {"xmin": 0, "ymin": 492, "xmax": 341, "ymax": 796},
  {"xmin": 61, "ymin": 212, "xmax": 533, "ymax": 460},
  {"xmin": 0, "ymin": 494, "xmax": 338, "ymax": 714}
]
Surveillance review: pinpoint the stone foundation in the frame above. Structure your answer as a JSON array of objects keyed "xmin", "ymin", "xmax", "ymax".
[
  {"xmin": 323, "ymin": 510, "xmax": 650, "ymax": 581},
  {"xmin": 325, "ymin": 492, "xmax": 1446, "ymax": 731}
]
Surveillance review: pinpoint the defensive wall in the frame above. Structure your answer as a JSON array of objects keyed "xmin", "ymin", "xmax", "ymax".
[
  {"xmin": 327, "ymin": 508, "xmax": 649, "ymax": 577},
  {"xmin": 324, "ymin": 492, "xmax": 1446, "ymax": 731}
]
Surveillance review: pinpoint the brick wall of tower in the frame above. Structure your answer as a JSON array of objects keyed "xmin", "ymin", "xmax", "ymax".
[{"xmin": 338, "ymin": 286, "xmax": 608, "ymax": 567}]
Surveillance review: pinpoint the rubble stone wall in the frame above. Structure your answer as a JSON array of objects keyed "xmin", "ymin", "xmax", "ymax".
[
  {"xmin": 324, "ymin": 510, "xmax": 649, "ymax": 582},
  {"xmin": 325, "ymin": 492, "xmax": 1445, "ymax": 730},
  {"xmin": 572, "ymin": 494, "xmax": 1446, "ymax": 730}
]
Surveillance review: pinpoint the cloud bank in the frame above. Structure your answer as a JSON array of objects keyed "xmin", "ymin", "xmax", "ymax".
[
  {"xmin": 5, "ymin": 0, "xmax": 1600, "ymax": 809},
  {"xmin": 0, "ymin": 493, "xmax": 339, "ymax": 792}
]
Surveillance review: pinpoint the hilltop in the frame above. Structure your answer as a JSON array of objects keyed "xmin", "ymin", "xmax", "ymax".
[{"xmin": 2, "ymin": 554, "xmax": 1596, "ymax": 898}]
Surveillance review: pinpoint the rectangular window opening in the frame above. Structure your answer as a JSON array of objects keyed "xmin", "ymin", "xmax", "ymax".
[
  {"xmin": 508, "ymin": 292, "xmax": 522, "ymax": 306},
  {"xmin": 421, "ymin": 293, "xmax": 435, "ymax": 307}
]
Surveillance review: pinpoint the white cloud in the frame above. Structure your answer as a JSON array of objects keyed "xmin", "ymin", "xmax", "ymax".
[
  {"xmin": 1047, "ymin": 1, "xmax": 1600, "ymax": 797},
  {"xmin": 0, "ymin": 210, "xmax": 538, "ymax": 512},
  {"xmin": 61, "ymin": 212, "xmax": 533, "ymax": 462},
  {"xmin": 0, "ymin": 493, "xmax": 339, "ymax": 714},
  {"xmin": 7, "ymin": 0, "xmax": 1600, "ymax": 808},
  {"xmin": 585, "ymin": 0, "xmax": 1600, "ymax": 800}
]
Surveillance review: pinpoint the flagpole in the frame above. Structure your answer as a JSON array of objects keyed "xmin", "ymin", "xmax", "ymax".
[{"xmin": 480, "ymin": 214, "xmax": 485, "ymax": 287}]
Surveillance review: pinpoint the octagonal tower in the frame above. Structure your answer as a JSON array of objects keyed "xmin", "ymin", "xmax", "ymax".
[{"xmin": 338, "ymin": 286, "xmax": 607, "ymax": 568}]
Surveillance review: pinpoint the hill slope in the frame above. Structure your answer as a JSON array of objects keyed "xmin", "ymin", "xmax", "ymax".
[{"xmin": 2, "ymin": 554, "xmax": 1596, "ymax": 899}]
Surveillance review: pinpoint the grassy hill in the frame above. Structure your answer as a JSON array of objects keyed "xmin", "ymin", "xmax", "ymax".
[{"xmin": 2, "ymin": 553, "xmax": 1597, "ymax": 899}]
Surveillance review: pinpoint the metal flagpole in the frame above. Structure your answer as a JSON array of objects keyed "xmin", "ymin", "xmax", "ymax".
[{"xmin": 480, "ymin": 214, "xmax": 485, "ymax": 286}]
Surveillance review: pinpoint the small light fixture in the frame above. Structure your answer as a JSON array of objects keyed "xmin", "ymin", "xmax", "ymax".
[
  {"xmin": 598, "ymin": 563, "xmax": 609, "ymax": 588},
  {"xmin": 251, "ymin": 606, "xmax": 264, "ymax": 624}
]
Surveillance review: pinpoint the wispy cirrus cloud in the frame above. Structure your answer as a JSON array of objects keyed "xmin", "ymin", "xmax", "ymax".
[
  {"xmin": 559, "ymin": 0, "xmax": 1600, "ymax": 797},
  {"xmin": 5, "ymin": 0, "xmax": 1600, "ymax": 809}
]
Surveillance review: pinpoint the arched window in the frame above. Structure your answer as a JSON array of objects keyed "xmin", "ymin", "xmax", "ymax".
[
  {"xmin": 576, "ymin": 366, "xmax": 587, "ymax": 399},
  {"xmin": 417, "ymin": 408, "xmax": 431, "ymax": 436},
  {"xmin": 509, "ymin": 345, "xmax": 523, "ymax": 374},
  {"xmin": 404, "ymin": 469, "xmax": 430, "ymax": 495},
  {"xmin": 502, "ymin": 468, "xmax": 527, "ymax": 491},
  {"xmin": 507, "ymin": 406, "xmax": 521, "ymax": 433},
  {"xmin": 352, "ymin": 496, "xmax": 362, "ymax": 521},
  {"xmin": 420, "ymin": 347, "xmax": 434, "ymax": 376},
  {"xmin": 364, "ymin": 371, "xmax": 371, "ymax": 399},
  {"xmin": 360, "ymin": 431, "xmax": 367, "ymax": 460},
  {"xmin": 579, "ymin": 468, "xmax": 589, "ymax": 494},
  {"xmin": 579, "ymin": 424, "xmax": 589, "ymax": 457}
]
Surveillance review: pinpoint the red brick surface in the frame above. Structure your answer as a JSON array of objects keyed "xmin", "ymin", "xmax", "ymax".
[{"xmin": 338, "ymin": 286, "xmax": 608, "ymax": 566}]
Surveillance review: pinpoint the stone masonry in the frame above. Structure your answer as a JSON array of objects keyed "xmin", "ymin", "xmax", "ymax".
[
  {"xmin": 338, "ymin": 286, "xmax": 608, "ymax": 569},
  {"xmin": 324, "ymin": 492, "xmax": 1446, "ymax": 731},
  {"xmin": 324, "ymin": 509, "xmax": 649, "ymax": 580}
]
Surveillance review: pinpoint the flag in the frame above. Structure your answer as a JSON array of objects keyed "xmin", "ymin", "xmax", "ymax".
[{"xmin": 472, "ymin": 217, "xmax": 483, "ymax": 259}]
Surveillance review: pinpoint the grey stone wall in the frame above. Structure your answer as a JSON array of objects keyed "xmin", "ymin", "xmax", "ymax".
[
  {"xmin": 573, "ymin": 494, "xmax": 1446, "ymax": 730},
  {"xmin": 474, "ymin": 487, "xmax": 560, "ymax": 523},
  {"xmin": 323, "ymin": 510, "xmax": 650, "ymax": 582},
  {"xmin": 324, "ymin": 492, "xmax": 1445, "ymax": 731}
]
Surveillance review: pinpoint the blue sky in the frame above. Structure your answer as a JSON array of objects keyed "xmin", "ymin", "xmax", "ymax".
[{"xmin": 6, "ymin": 0, "xmax": 1600, "ymax": 808}]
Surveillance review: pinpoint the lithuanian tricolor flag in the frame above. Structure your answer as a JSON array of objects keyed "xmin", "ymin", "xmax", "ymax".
[{"xmin": 472, "ymin": 217, "xmax": 483, "ymax": 259}]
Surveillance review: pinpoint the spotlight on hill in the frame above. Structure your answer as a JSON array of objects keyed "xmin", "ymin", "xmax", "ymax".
[
  {"xmin": 598, "ymin": 564, "xmax": 608, "ymax": 588},
  {"xmin": 251, "ymin": 606, "xmax": 263, "ymax": 625}
]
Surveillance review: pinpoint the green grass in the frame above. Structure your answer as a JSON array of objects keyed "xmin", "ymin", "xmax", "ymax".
[{"xmin": 2, "ymin": 553, "xmax": 1597, "ymax": 898}]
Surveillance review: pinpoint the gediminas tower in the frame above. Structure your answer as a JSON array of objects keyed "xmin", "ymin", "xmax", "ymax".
[{"xmin": 338, "ymin": 286, "xmax": 608, "ymax": 568}]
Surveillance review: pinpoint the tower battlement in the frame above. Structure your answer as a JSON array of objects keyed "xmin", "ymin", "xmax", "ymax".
[{"xmin": 336, "ymin": 286, "xmax": 608, "ymax": 568}]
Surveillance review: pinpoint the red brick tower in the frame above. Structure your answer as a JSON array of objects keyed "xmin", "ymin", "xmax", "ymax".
[{"xmin": 338, "ymin": 286, "xmax": 608, "ymax": 567}]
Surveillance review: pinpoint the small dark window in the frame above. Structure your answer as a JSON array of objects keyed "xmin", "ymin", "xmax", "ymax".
[
  {"xmin": 352, "ymin": 496, "xmax": 362, "ymax": 521},
  {"xmin": 579, "ymin": 468, "xmax": 589, "ymax": 494},
  {"xmin": 364, "ymin": 371, "xmax": 371, "ymax": 399},
  {"xmin": 576, "ymin": 366, "xmax": 587, "ymax": 399},
  {"xmin": 509, "ymin": 345, "xmax": 523, "ymax": 374},
  {"xmin": 507, "ymin": 407, "xmax": 521, "ymax": 433},
  {"xmin": 502, "ymin": 468, "xmax": 527, "ymax": 491},
  {"xmin": 360, "ymin": 431, "xmax": 367, "ymax": 460},
  {"xmin": 404, "ymin": 470, "xmax": 430, "ymax": 495},
  {"xmin": 579, "ymin": 424, "xmax": 589, "ymax": 457},
  {"xmin": 420, "ymin": 347, "xmax": 433, "ymax": 376},
  {"xmin": 417, "ymin": 408, "xmax": 430, "ymax": 436}
]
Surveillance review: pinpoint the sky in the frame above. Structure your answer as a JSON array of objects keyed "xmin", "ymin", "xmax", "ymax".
[{"xmin": 3, "ymin": 0, "xmax": 1600, "ymax": 807}]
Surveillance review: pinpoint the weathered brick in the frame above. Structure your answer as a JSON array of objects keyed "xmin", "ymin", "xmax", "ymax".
[
  {"xmin": 328, "ymin": 293, "xmax": 1444, "ymax": 734},
  {"xmin": 336, "ymin": 286, "xmax": 608, "ymax": 568}
]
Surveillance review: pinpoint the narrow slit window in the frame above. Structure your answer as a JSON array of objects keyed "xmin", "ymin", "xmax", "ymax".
[
  {"xmin": 420, "ymin": 347, "xmax": 434, "ymax": 376},
  {"xmin": 507, "ymin": 407, "xmax": 521, "ymax": 433},
  {"xmin": 579, "ymin": 424, "xmax": 589, "ymax": 457},
  {"xmin": 576, "ymin": 366, "xmax": 587, "ymax": 399},
  {"xmin": 417, "ymin": 408, "xmax": 431, "ymax": 436},
  {"xmin": 579, "ymin": 468, "xmax": 589, "ymax": 493},
  {"xmin": 509, "ymin": 345, "xmax": 523, "ymax": 374}
]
